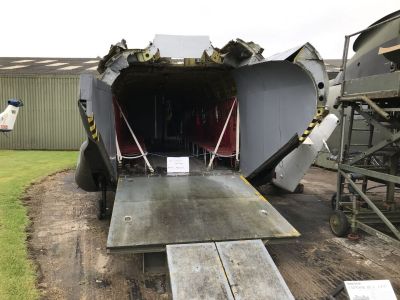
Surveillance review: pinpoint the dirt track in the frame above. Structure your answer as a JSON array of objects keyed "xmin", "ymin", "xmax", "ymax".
[
  {"xmin": 25, "ymin": 171, "xmax": 168, "ymax": 300},
  {"xmin": 24, "ymin": 168, "xmax": 400, "ymax": 299},
  {"xmin": 265, "ymin": 168, "xmax": 400, "ymax": 299}
]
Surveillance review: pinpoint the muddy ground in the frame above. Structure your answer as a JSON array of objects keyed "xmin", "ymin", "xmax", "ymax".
[
  {"xmin": 25, "ymin": 171, "xmax": 167, "ymax": 300},
  {"xmin": 266, "ymin": 168, "xmax": 400, "ymax": 299},
  {"xmin": 24, "ymin": 167, "xmax": 400, "ymax": 299}
]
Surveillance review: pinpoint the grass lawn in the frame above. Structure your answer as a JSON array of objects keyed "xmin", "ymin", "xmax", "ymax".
[{"xmin": 0, "ymin": 150, "xmax": 78, "ymax": 300}]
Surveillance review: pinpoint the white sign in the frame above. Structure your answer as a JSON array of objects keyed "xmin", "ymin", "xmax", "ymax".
[
  {"xmin": 345, "ymin": 280, "xmax": 397, "ymax": 300},
  {"xmin": 167, "ymin": 157, "xmax": 189, "ymax": 173}
]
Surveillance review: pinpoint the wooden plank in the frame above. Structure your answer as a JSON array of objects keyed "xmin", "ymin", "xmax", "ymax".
[
  {"xmin": 167, "ymin": 243, "xmax": 234, "ymax": 300},
  {"xmin": 378, "ymin": 44, "xmax": 400, "ymax": 54},
  {"xmin": 216, "ymin": 240, "xmax": 294, "ymax": 300}
]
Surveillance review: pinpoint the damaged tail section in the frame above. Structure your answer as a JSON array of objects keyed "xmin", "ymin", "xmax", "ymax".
[
  {"xmin": 76, "ymin": 35, "xmax": 332, "ymax": 193},
  {"xmin": 0, "ymin": 99, "xmax": 23, "ymax": 132}
]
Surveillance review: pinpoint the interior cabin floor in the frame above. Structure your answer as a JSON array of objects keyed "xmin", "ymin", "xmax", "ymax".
[
  {"xmin": 25, "ymin": 167, "xmax": 400, "ymax": 299},
  {"xmin": 119, "ymin": 151, "xmax": 235, "ymax": 177}
]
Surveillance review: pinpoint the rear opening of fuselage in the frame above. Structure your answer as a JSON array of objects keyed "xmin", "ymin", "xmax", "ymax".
[{"xmin": 112, "ymin": 64, "xmax": 238, "ymax": 174}]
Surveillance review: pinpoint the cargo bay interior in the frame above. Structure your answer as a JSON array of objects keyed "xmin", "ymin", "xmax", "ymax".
[{"xmin": 111, "ymin": 65, "xmax": 239, "ymax": 173}]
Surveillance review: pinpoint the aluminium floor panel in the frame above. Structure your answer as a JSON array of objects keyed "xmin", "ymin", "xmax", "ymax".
[{"xmin": 107, "ymin": 174, "xmax": 299, "ymax": 252}]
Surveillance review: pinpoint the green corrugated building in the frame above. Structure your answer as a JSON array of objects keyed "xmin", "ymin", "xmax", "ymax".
[{"xmin": 0, "ymin": 57, "xmax": 98, "ymax": 149}]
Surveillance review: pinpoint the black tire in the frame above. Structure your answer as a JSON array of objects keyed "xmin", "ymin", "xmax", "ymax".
[
  {"xmin": 294, "ymin": 183, "xmax": 304, "ymax": 194},
  {"xmin": 329, "ymin": 210, "xmax": 350, "ymax": 237}
]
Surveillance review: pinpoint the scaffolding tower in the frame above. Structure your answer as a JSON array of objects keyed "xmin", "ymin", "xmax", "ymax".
[{"xmin": 330, "ymin": 15, "xmax": 400, "ymax": 248}]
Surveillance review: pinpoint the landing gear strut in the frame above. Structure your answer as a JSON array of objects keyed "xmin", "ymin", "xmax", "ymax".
[{"xmin": 98, "ymin": 180, "xmax": 107, "ymax": 220}]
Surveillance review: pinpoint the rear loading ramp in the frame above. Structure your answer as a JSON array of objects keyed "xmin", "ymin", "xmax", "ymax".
[
  {"xmin": 107, "ymin": 174, "xmax": 299, "ymax": 253},
  {"xmin": 167, "ymin": 239, "xmax": 294, "ymax": 300}
]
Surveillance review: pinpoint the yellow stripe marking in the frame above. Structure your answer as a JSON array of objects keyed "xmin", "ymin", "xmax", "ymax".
[
  {"xmin": 255, "ymin": 191, "xmax": 270, "ymax": 203},
  {"xmin": 299, "ymin": 107, "xmax": 327, "ymax": 143},
  {"xmin": 239, "ymin": 175, "xmax": 270, "ymax": 203},
  {"xmin": 240, "ymin": 175, "xmax": 251, "ymax": 185}
]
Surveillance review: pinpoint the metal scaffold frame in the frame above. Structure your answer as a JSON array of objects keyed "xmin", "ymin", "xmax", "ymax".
[{"xmin": 330, "ymin": 15, "xmax": 400, "ymax": 247}]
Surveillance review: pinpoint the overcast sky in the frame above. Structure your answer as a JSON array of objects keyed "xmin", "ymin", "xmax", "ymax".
[{"xmin": 1, "ymin": 0, "xmax": 398, "ymax": 59}]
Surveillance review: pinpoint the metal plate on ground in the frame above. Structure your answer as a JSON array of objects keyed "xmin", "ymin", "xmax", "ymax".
[
  {"xmin": 167, "ymin": 240, "xmax": 294, "ymax": 300},
  {"xmin": 107, "ymin": 174, "xmax": 299, "ymax": 252},
  {"xmin": 216, "ymin": 240, "xmax": 294, "ymax": 300},
  {"xmin": 167, "ymin": 243, "xmax": 234, "ymax": 300}
]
